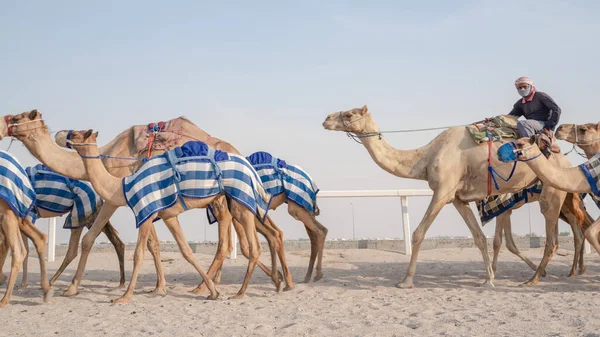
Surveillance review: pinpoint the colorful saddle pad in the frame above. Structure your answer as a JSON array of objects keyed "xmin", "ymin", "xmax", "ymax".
[{"xmin": 466, "ymin": 115, "xmax": 519, "ymax": 144}]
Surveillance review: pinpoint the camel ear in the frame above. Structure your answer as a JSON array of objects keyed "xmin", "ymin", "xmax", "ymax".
[
  {"xmin": 596, "ymin": 122, "xmax": 600, "ymax": 131},
  {"xmin": 360, "ymin": 105, "xmax": 368, "ymax": 116},
  {"xmin": 93, "ymin": 131, "xmax": 98, "ymax": 139},
  {"xmin": 528, "ymin": 135, "xmax": 536, "ymax": 145},
  {"xmin": 84, "ymin": 129, "xmax": 93, "ymax": 139},
  {"xmin": 29, "ymin": 109, "xmax": 38, "ymax": 119}
]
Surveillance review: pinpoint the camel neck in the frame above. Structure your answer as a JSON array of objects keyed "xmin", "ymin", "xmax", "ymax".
[
  {"xmin": 522, "ymin": 150, "xmax": 591, "ymax": 194},
  {"xmin": 359, "ymin": 134, "xmax": 429, "ymax": 180}
]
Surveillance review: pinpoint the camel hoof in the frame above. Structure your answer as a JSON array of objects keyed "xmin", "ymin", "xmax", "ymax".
[
  {"xmin": 229, "ymin": 293, "xmax": 245, "ymax": 300},
  {"xmin": 148, "ymin": 287, "xmax": 167, "ymax": 296},
  {"xmin": 396, "ymin": 281, "xmax": 414, "ymax": 289},
  {"xmin": 521, "ymin": 279, "xmax": 539, "ymax": 287},
  {"xmin": 206, "ymin": 292, "xmax": 220, "ymax": 300},
  {"xmin": 567, "ymin": 271, "xmax": 576, "ymax": 278},
  {"xmin": 43, "ymin": 288, "xmax": 54, "ymax": 303},
  {"xmin": 579, "ymin": 267, "xmax": 587, "ymax": 275},
  {"xmin": 110, "ymin": 296, "xmax": 131, "ymax": 304},
  {"xmin": 19, "ymin": 282, "xmax": 28, "ymax": 289},
  {"xmin": 0, "ymin": 274, "xmax": 7, "ymax": 286},
  {"xmin": 62, "ymin": 287, "xmax": 78, "ymax": 297},
  {"xmin": 301, "ymin": 276, "xmax": 312, "ymax": 284},
  {"xmin": 191, "ymin": 284, "xmax": 206, "ymax": 295},
  {"xmin": 541, "ymin": 270, "xmax": 547, "ymax": 278},
  {"xmin": 283, "ymin": 285, "xmax": 294, "ymax": 292},
  {"xmin": 118, "ymin": 282, "xmax": 126, "ymax": 288},
  {"xmin": 480, "ymin": 280, "xmax": 495, "ymax": 288},
  {"xmin": 313, "ymin": 273, "xmax": 324, "ymax": 282},
  {"xmin": 0, "ymin": 301, "xmax": 7, "ymax": 309},
  {"xmin": 276, "ymin": 281, "xmax": 284, "ymax": 293}
]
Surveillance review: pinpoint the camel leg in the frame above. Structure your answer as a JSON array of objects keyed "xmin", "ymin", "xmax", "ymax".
[
  {"xmin": 229, "ymin": 206, "xmax": 261, "ymax": 299},
  {"xmin": 0, "ymin": 213, "xmax": 26, "ymax": 308},
  {"xmin": 562, "ymin": 211, "xmax": 585, "ymax": 277},
  {"xmin": 20, "ymin": 235, "xmax": 28, "ymax": 288},
  {"xmin": 289, "ymin": 203, "xmax": 327, "ymax": 284},
  {"xmin": 453, "ymin": 199, "xmax": 495, "ymax": 287},
  {"xmin": 397, "ymin": 189, "xmax": 455, "ymax": 289},
  {"xmin": 232, "ymin": 218, "xmax": 276, "ymax": 280},
  {"xmin": 191, "ymin": 198, "xmax": 233, "ymax": 294},
  {"xmin": 111, "ymin": 220, "xmax": 153, "ymax": 304},
  {"xmin": 264, "ymin": 215, "xmax": 295, "ymax": 290},
  {"xmin": 19, "ymin": 219, "xmax": 52, "ymax": 301},
  {"xmin": 50, "ymin": 227, "xmax": 84, "ymax": 286},
  {"xmin": 584, "ymin": 219, "xmax": 600, "ymax": 256},
  {"xmin": 63, "ymin": 203, "xmax": 117, "ymax": 297},
  {"xmin": 522, "ymin": 190, "xmax": 565, "ymax": 286},
  {"xmin": 254, "ymin": 218, "xmax": 283, "ymax": 292},
  {"xmin": 0, "ymin": 237, "xmax": 7, "ymax": 286},
  {"xmin": 162, "ymin": 217, "xmax": 219, "ymax": 300},
  {"xmin": 503, "ymin": 216, "xmax": 539, "ymax": 273},
  {"xmin": 101, "ymin": 222, "xmax": 126, "ymax": 287},
  {"xmin": 492, "ymin": 213, "xmax": 504, "ymax": 275},
  {"xmin": 146, "ymin": 224, "xmax": 166, "ymax": 295}
]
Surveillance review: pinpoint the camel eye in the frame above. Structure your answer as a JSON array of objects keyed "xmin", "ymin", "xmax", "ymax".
[{"xmin": 579, "ymin": 127, "xmax": 588, "ymax": 132}]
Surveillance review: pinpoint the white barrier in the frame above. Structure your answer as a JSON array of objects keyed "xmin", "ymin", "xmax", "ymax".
[{"xmin": 317, "ymin": 189, "xmax": 435, "ymax": 256}]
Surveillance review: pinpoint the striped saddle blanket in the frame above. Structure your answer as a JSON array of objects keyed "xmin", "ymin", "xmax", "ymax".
[
  {"xmin": 26, "ymin": 164, "xmax": 102, "ymax": 229},
  {"xmin": 476, "ymin": 181, "xmax": 543, "ymax": 225},
  {"xmin": 123, "ymin": 141, "xmax": 272, "ymax": 228},
  {"xmin": 0, "ymin": 151, "xmax": 37, "ymax": 222},
  {"xmin": 579, "ymin": 152, "xmax": 600, "ymax": 197},
  {"xmin": 246, "ymin": 151, "xmax": 320, "ymax": 215}
]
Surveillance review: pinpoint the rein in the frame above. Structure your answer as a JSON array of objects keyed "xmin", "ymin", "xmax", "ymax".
[
  {"xmin": 339, "ymin": 111, "xmax": 463, "ymax": 144},
  {"xmin": 67, "ymin": 140, "xmax": 147, "ymax": 161}
]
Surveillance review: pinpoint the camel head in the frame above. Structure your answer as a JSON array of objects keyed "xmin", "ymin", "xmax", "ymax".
[
  {"xmin": 1, "ymin": 109, "xmax": 46, "ymax": 140},
  {"xmin": 555, "ymin": 123, "xmax": 600, "ymax": 147},
  {"xmin": 55, "ymin": 129, "xmax": 99, "ymax": 155},
  {"xmin": 322, "ymin": 105, "xmax": 379, "ymax": 135}
]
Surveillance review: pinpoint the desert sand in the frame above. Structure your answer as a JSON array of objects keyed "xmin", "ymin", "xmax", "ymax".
[{"xmin": 2, "ymin": 246, "xmax": 600, "ymax": 336}]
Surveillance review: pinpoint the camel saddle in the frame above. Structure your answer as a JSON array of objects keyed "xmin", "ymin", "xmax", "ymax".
[{"xmin": 467, "ymin": 115, "xmax": 560, "ymax": 155}]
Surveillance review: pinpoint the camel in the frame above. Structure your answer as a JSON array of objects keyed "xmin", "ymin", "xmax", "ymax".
[
  {"xmin": 246, "ymin": 151, "xmax": 328, "ymax": 282},
  {"xmin": 0, "ymin": 151, "xmax": 51, "ymax": 308},
  {"xmin": 0, "ymin": 168, "xmax": 125, "ymax": 290},
  {"xmin": 323, "ymin": 105, "xmax": 584, "ymax": 287},
  {"xmin": 2, "ymin": 110, "xmax": 293, "ymax": 297},
  {"xmin": 503, "ymin": 135, "xmax": 600, "ymax": 255},
  {"xmin": 61, "ymin": 129, "xmax": 275, "ymax": 302}
]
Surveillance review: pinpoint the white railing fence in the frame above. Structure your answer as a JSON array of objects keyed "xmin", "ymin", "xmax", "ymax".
[{"xmin": 44, "ymin": 189, "xmax": 592, "ymax": 261}]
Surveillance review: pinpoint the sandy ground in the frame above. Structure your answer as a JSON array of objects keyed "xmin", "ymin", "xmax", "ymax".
[{"xmin": 2, "ymin": 246, "xmax": 600, "ymax": 337}]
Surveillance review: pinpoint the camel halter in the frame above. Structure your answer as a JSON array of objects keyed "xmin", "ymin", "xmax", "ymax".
[
  {"xmin": 65, "ymin": 132, "xmax": 146, "ymax": 161},
  {"xmin": 563, "ymin": 124, "xmax": 600, "ymax": 158},
  {"xmin": 3, "ymin": 115, "xmax": 46, "ymax": 137}
]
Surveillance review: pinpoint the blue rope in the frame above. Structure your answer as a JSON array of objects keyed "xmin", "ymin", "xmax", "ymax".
[{"xmin": 488, "ymin": 161, "xmax": 518, "ymax": 191}]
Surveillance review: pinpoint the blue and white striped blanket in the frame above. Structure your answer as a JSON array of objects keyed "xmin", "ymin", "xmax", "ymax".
[
  {"xmin": 246, "ymin": 151, "xmax": 319, "ymax": 215},
  {"xmin": 26, "ymin": 164, "xmax": 102, "ymax": 229},
  {"xmin": 0, "ymin": 151, "xmax": 37, "ymax": 222},
  {"xmin": 123, "ymin": 141, "xmax": 272, "ymax": 228}
]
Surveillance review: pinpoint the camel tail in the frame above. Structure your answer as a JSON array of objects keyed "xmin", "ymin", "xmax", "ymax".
[{"xmin": 570, "ymin": 193, "xmax": 586, "ymax": 228}]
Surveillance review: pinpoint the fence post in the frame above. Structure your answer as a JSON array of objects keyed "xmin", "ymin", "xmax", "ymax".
[
  {"xmin": 47, "ymin": 218, "xmax": 56, "ymax": 262},
  {"xmin": 585, "ymin": 241, "xmax": 592, "ymax": 255},
  {"xmin": 401, "ymin": 196, "xmax": 412, "ymax": 256},
  {"xmin": 230, "ymin": 222, "xmax": 237, "ymax": 260}
]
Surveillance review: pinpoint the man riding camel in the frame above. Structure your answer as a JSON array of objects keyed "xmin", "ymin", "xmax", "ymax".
[{"xmin": 509, "ymin": 76, "xmax": 562, "ymax": 138}]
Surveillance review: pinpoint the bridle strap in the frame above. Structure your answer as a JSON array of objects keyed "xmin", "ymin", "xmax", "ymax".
[{"xmin": 339, "ymin": 111, "xmax": 382, "ymax": 144}]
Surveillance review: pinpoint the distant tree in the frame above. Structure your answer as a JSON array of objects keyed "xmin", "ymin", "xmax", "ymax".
[{"xmin": 558, "ymin": 231, "xmax": 571, "ymax": 237}]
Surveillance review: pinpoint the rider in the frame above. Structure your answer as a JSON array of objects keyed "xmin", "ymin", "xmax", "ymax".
[{"xmin": 509, "ymin": 76, "xmax": 562, "ymax": 138}]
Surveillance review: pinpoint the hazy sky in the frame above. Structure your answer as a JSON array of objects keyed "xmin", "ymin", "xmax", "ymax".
[{"xmin": 1, "ymin": 0, "xmax": 599, "ymax": 244}]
